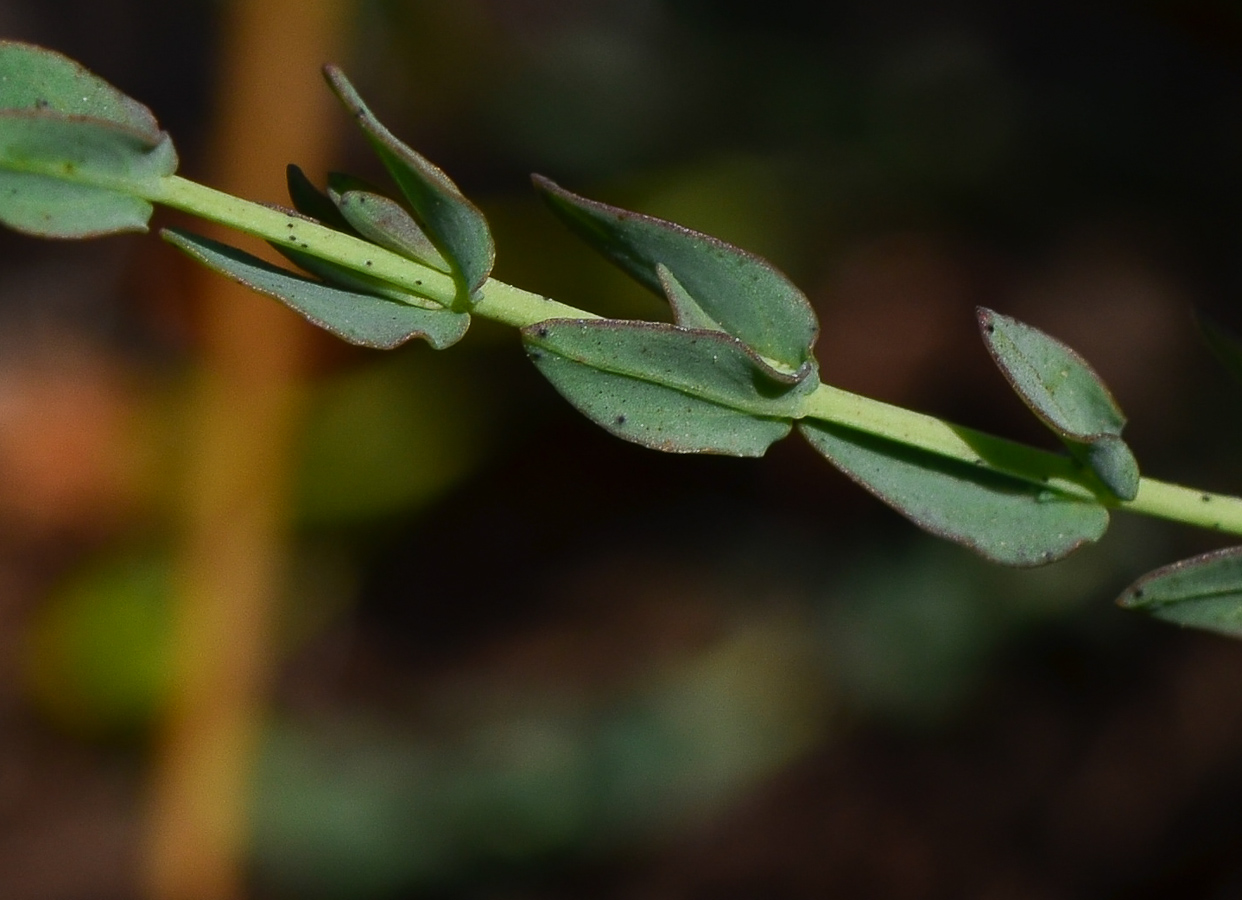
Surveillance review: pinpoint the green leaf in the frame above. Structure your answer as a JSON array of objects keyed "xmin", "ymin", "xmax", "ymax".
[
  {"xmin": 0, "ymin": 41, "xmax": 162, "ymax": 138},
  {"xmin": 523, "ymin": 319, "xmax": 815, "ymax": 455},
  {"xmin": 799, "ymin": 420, "xmax": 1109, "ymax": 566},
  {"xmin": 979, "ymin": 307, "xmax": 1139, "ymax": 501},
  {"xmin": 0, "ymin": 114, "xmax": 177, "ymax": 238},
  {"xmin": 656, "ymin": 263, "xmax": 722, "ymax": 331},
  {"xmin": 323, "ymin": 66, "xmax": 494, "ymax": 301},
  {"xmin": 1119, "ymin": 547, "xmax": 1242, "ymax": 638},
  {"xmin": 332, "ymin": 189, "xmax": 450, "ymax": 273},
  {"xmin": 286, "ymin": 164, "xmax": 356, "ymax": 233},
  {"xmin": 532, "ymin": 175, "xmax": 818, "ymax": 377},
  {"xmin": 164, "ymin": 228, "xmax": 469, "ymax": 350}
]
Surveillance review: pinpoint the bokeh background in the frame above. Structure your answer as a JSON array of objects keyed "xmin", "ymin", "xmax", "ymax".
[{"xmin": 5, "ymin": 1, "xmax": 1242, "ymax": 898}]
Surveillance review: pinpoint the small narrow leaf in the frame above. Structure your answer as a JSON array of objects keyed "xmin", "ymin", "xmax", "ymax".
[
  {"xmin": 656, "ymin": 263, "xmax": 722, "ymax": 332},
  {"xmin": 164, "ymin": 229, "xmax": 468, "ymax": 350},
  {"xmin": 0, "ymin": 41, "xmax": 162, "ymax": 139},
  {"xmin": 523, "ymin": 319, "xmax": 814, "ymax": 456},
  {"xmin": 979, "ymin": 307, "xmax": 1139, "ymax": 501},
  {"xmin": 333, "ymin": 190, "xmax": 450, "ymax": 272},
  {"xmin": 1119, "ymin": 547, "xmax": 1242, "ymax": 638},
  {"xmin": 0, "ymin": 114, "xmax": 177, "ymax": 237},
  {"xmin": 532, "ymin": 175, "xmax": 819, "ymax": 376},
  {"xmin": 286, "ymin": 164, "xmax": 355, "ymax": 232},
  {"xmin": 323, "ymin": 66, "xmax": 494, "ymax": 299},
  {"xmin": 799, "ymin": 420, "xmax": 1109, "ymax": 566}
]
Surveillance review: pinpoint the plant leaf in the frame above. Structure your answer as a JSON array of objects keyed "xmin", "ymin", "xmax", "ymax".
[
  {"xmin": 164, "ymin": 228, "xmax": 468, "ymax": 350},
  {"xmin": 0, "ymin": 113, "xmax": 177, "ymax": 238},
  {"xmin": 285, "ymin": 164, "xmax": 356, "ymax": 233},
  {"xmin": 1119, "ymin": 547, "xmax": 1242, "ymax": 638},
  {"xmin": 532, "ymin": 175, "xmax": 819, "ymax": 377},
  {"xmin": 979, "ymin": 307, "xmax": 1139, "ymax": 501},
  {"xmin": 333, "ymin": 189, "xmax": 450, "ymax": 273},
  {"xmin": 0, "ymin": 41, "xmax": 162, "ymax": 139},
  {"xmin": 799, "ymin": 420, "xmax": 1109, "ymax": 566},
  {"xmin": 656, "ymin": 263, "xmax": 722, "ymax": 331},
  {"xmin": 323, "ymin": 66, "xmax": 494, "ymax": 301},
  {"xmin": 522, "ymin": 319, "xmax": 815, "ymax": 455}
]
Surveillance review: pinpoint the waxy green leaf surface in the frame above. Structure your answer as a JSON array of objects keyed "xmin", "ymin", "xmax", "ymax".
[
  {"xmin": 533, "ymin": 176, "xmax": 818, "ymax": 378},
  {"xmin": 979, "ymin": 307, "xmax": 1139, "ymax": 501},
  {"xmin": 1119, "ymin": 547, "xmax": 1242, "ymax": 638},
  {"xmin": 799, "ymin": 420, "xmax": 1109, "ymax": 566},
  {"xmin": 0, "ymin": 41, "xmax": 161, "ymax": 136},
  {"xmin": 0, "ymin": 42, "xmax": 177, "ymax": 238},
  {"xmin": 165, "ymin": 229, "xmax": 468, "ymax": 350},
  {"xmin": 333, "ymin": 189, "xmax": 449, "ymax": 272},
  {"xmin": 523, "ymin": 319, "xmax": 813, "ymax": 455},
  {"xmin": 324, "ymin": 66, "xmax": 494, "ymax": 301}
]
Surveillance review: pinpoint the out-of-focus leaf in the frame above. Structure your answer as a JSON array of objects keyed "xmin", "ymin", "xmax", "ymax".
[
  {"xmin": 523, "ymin": 319, "xmax": 813, "ymax": 455},
  {"xmin": 296, "ymin": 355, "xmax": 492, "ymax": 525},
  {"xmin": 1118, "ymin": 547, "xmax": 1242, "ymax": 637},
  {"xmin": 532, "ymin": 175, "xmax": 818, "ymax": 379},
  {"xmin": 1198, "ymin": 314, "xmax": 1242, "ymax": 391},
  {"xmin": 799, "ymin": 420, "xmax": 1109, "ymax": 566},
  {"xmin": 979, "ymin": 307, "xmax": 1138, "ymax": 501},
  {"xmin": 24, "ymin": 551, "xmax": 172, "ymax": 735},
  {"xmin": 0, "ymin": 114, "xmax": 177, "ymax": 238},
  {"xmin": 0, "ymin": 41, "xmax": 162, "ymax": 138},
  {"xmin": 324, "ymin": 65, "xmax": 494, "ymax": 300},
  {"xmin": 333, "ymin": 190, "xmax": 450, "ymax": 272},
  {"xmin": 164, "ymin": 228, "xmax": 469, "ymax": 350}
]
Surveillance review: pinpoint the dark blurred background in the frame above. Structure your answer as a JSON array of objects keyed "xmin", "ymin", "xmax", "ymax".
[{"xmin": 5, "ymin": 1, "xmax": 1242, "ymax": 898}]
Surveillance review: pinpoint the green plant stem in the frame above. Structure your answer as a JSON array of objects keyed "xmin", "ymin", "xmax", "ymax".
[{"xmin": 147, "ymin": 173, "xmax": 1242, "ymax": 539}]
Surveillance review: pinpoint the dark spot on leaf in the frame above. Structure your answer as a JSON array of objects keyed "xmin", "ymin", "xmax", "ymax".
[
  {"xmin": 35, "ymin": 97, "xmax": 49, "ymax": 109},
  {"xmin": 365, "ymin": 260, "xmax": 373, "ymax": 267},
  {"xmin": 615, "ymin": 415, "xmax": 627, "ymax": 426},
  {"xmin": 985, "ymin": 324, "xmax": 995, "ymax": 334},
  {"xmin": 415, "ymin": 280, "xmax": 423, "ymax": 286},
  {"xmin": 1133, "ymin": 589, "xmax": 1144, "ymax": 598},
  {"xmin": 1202, "ymin": 494, "xmax": 1212, "ymax": 502},
  {"xmin": 537, "ymin": 326, "xmax": 549, "ymax": 338}
]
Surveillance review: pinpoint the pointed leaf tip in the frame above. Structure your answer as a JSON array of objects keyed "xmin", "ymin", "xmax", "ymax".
[
  {"xmin": 531, "ymin": 175, "xmax": 819, "ymax": 377},
  {"xmin": 323, "ymin": 65, "xmax": 494, "ymax": 301},
  {"xmin": 1119, "ymin": 547, "xmax": 1242, "ymax": 639},
  {"xmin": 979, "ymin": 307, "xmax": 1139, "ymax": 500}
]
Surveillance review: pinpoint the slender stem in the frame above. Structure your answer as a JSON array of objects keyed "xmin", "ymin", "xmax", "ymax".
[
  {"xmin": 148, "ymin": 174, "xmax": 591, "ymax": 323},
  {"xmin": 145, "ymin": 173, "xmax": 1242, "ymax": 539}
]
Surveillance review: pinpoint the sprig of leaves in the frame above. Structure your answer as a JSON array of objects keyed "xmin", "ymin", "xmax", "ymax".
[{"xmin": 4, "ymin": 39, "xmax": 1242, "ymax": 638}]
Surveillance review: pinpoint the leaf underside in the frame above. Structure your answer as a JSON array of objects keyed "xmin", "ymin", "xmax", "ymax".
[
  {"xmin": 532, "ymin": 175, "xmax": 818, "ymax": 376},
  {"xmin": 523, "ymin": 319, "xmax": 810, "ymax": 455},
  {"xmin": 799, "ymin": 420, "xmax": 1109, "ymax": 566},
  {"xmin": 979, "ymin": 307, "xmax": 1138, "ymax": 500},
  {"xmin": 334, "ymin": 189, "xmax": 449, "ymax": 272},
  {"xmin": 164, "ymin": 228, "xmax": 468, "ymax": 350},
  {"xmin": 323, "ymin": 65, "xmax": 494, "ymax": 300},
  {"xmin": 1119, "ymin": 547, "xmax": 1242, "ymax": 638}
]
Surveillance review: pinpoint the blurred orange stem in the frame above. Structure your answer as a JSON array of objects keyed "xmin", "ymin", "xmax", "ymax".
[{"xmin": 142, "ymin": 3, "xmax": 351, "ymax": 900}]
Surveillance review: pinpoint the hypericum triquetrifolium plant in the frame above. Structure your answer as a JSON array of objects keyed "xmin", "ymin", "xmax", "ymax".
[{"xmin": 3, "ymin": 41, "xmax": 1242, "ymax": 636}]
